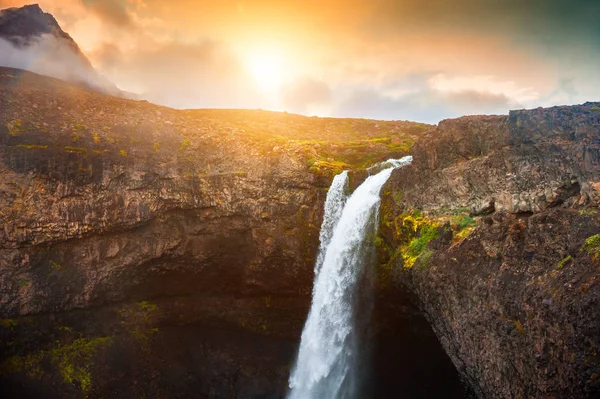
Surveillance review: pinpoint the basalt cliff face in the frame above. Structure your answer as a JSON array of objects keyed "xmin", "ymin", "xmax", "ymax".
[
  {"xmin": 378, "ymin": 104, "xmax": 600, "ymax": 398},
  {"xmin": 0, "ymin": 67, "xmax": 453, "ymax": 398}
]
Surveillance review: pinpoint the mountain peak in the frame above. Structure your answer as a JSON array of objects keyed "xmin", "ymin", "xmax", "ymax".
[
  {"xmin": 0, "ymin": 3, "xmax": 63, "ymax": 46},
  {"xmin": 0, "ymin": 3, "xmax": 126, "ymax": 97}
]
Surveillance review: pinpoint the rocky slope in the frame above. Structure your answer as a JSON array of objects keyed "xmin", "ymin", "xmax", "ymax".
[
  {"xmin": 0, "ymin": 67, "xmax": 458, "ymax": 398},
  {"xmin": 0, "ymin": 4, "xmax": 124, "ymax": 97},
  {"xmin": 378, "ymin": 103, "xmax": 600, "ymax": 398}
]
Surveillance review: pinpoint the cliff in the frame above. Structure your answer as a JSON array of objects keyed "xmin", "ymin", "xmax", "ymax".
[
  {"xmin": 379, "ymin": 103, "xmax": 600, "ymax": 397},
  {"xmin": 0, "ymin": 67, "xmax": 443, "ymax": 398}
]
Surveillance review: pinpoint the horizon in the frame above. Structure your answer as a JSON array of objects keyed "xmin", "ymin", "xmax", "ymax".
[{"xmin": 0, "ymin": 0, "xmax": 598, "ymax": 123}]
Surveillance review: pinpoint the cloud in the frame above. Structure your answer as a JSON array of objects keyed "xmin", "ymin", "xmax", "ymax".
[
  {"xmin": 280, "ymin": 77, "xmax": 332, "ymax": 114},
  {"xmin": 0, "ymin": 33, "xmax": 118, "ymax": 94},
  {"xmin": 81, "ymin": 0, "xmax": 133, "ymax": 28},
  {"xmin": 91, "ymin": 39, "xmax": 264, "ymax": 109},
  {"xmin": 336, "ymin": 87, "xmax": 517, "ymax": 123}
]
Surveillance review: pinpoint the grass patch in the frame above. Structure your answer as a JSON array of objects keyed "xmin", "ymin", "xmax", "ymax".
[
  {"xmin": 581, "ymin": 234, "xmax": 600, "ymax": 261},
  {"xmin": 16, "ymin": 144, "xmax": 48, "ymax": 149},
  {"xmin": 49, "ymin": 260, "xmax": 63, "ymax": 271},
  {"xmin": 579, "ymin": 208, "xmax": 597, "ymax": 216},
  {"xmin": 180, "ymin": 138, "xmax": 191, "ymax": 150},
  {"xmin": 7, "ymin": 119, "xmax": 25, "ymax": 136},
  {"xmin": 557, "ymin": 255, "xmax": 572, "ymax": 269},
  {"xmin": 403, "ymin": 224, "xmax": 439, "ymax": 268}
]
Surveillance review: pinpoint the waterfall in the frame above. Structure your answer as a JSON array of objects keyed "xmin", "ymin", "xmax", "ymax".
[
  {"xmin": 314, "ymin": 170, "xmax": 349, "ymax": 275},
  {"xmin": 288, "ymin": 156, "xmax": 413, "ymax": 399}
]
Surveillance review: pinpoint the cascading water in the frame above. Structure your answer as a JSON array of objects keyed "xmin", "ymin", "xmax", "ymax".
[
  {"xmin": 314, "ymin": 170, "xmax": 349, "ymax": 275},
  {"xmin": 288, "ymin": 156, "xmax": 413, "ymax": 399}
]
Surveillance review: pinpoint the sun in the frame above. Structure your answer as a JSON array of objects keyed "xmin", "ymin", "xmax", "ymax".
[{"xmin": 245, "ymin": 49, "xmax": 285, "ymax": 92}]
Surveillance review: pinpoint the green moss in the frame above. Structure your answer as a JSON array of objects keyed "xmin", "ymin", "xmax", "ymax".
[
  {"xmin": 417, "ymin": 249, "xmax": 433, "ymax": 268},
  {"xmin": 403, "ymin": 224, "xmax": 439, "ymax": 268},
  {"xmin": 579, "ymin": 208, "xmax": 597, "ymax": 216},
  {"xmin": 591, "ymin": 106, "xmax": 600, "ymax": 113},
  {"xmin": 18, "ymin": 280, "xmax": 29, "ymax": 287},
  {"xmin": 582, "ymin": 234, "xmax": 600, "ymax": 261},
  {"xmin": 0, "ymin": 351, "xmax": 45, "ymax": 379},
  {"xmin": 49, "ymin": 260, "xmax": 63, "ymax": 270},
  {"xmin": 180, "ymin": 138, "xmax": 191, "ymax": 150},
  {"xmin": 0, "ymin": 319, "xmax": 18, "ymax": 328},
  {"xmin": 557, "ymin": 255, "xmax": 572, "ymax": 269},
  {"xmin": 455, "ymin": 215, "xmax": 476, "ymax": 230},
  {"xmin": 0, "ymin": 337, "xmax": 111, "ymax": 392},
  {"xmin": 7, "ymin": 119, "xmax": 25, "ymax": 136},
  {"xmin": 16, "ymin": 144, "xmax": 48, "ymax": 149},
  {"xmin": 138, "ymin": 301, "xmax": 157, "ymax": 315},
  {"xmin": 50, "ymin": 337, "xmax": 112, "ymax": 392}
]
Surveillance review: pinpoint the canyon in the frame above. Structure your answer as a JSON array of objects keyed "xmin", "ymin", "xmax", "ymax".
[{"xmin": 0, "ymin": 66, "xmax": 599, "ymax": 398}]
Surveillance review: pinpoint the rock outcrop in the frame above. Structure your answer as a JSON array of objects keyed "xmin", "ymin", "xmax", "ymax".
[{"xmin": 379, "ymin": 103, "xmax": 600, "ymax": 398}]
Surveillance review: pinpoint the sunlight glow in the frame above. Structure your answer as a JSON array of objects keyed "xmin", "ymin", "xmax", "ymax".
[{"xmin": 245, "ymin": 48, "xmax": 285, "ymax": 92}]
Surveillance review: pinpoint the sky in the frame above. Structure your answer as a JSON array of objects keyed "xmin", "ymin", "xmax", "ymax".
[{"xmin": 0, "ymin": 0, "xmax": 599, "ymax": 123}]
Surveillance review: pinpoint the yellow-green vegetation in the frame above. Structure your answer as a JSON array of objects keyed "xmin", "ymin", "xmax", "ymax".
[
  {"xmin": 0, "ymin": 319, "xmax": 18, "ymax": 328},
  {"xmin": 557, "ymin": 255, "xmax": 572, "ymax": 269},
  {"xmin": 49, "ymin": 260, "xmax": 63, "ymax": 270},
  {"xmin": 403, "ymin": 223, "xmax": 440, "ymax": 268},
  {"xmin": 579, "ymin": 208, "xmax": 597, "ymax": 216},
  {"xmin": 18, "ymin": 280, "xmax": 29, "ymax": 287},
  {"xmin": 65, "ymin": 146, "xmax": 87, "ymax": 153},
  {"xmin": 119, "ymin": 150, "xmax": 127, "ymax": 157},
  {"xmin": 513, "ymin": 320, "xmax": 525, "ymax": 335},
  {"xmin": 379, "ymin": 206, "xmax": 478, "ymax": 272},
  {"xmin": 153, "ymin": 142, "xmax": 159, "ymax": 152},
  {"xmin": 119, "ymin": 301, "xmax": 159, "ymax": 346},
  {"xmin": 591, "ymin": 106, "xmax": 600, "ymax": 113},
  {"xmin": 304, "ymin": 136, "xmax": 415, "ymax": 176},
  {"xmin": 0, "ymin": 351, "xmax": 45, "ymax": 379},
  {"xmin": 180, "ymin": 138, "xmax": 191, "ymax": 150},
  {"xmin": 7, "ymin": 119, "xmax": 25, "ymax": 136},
  {"xmin": 0, "ymin": 337, "xmax": 112, "ymax": 393},
  {"xmin": 581, "ymin": 234, "xmax": 600, "ymax": 261},
  {"xmin": 451, "ymin": 213, "xmax": 476, "ymax": 243},
  {"xmin": 16, "ymin": 144, "xmax": 48, "ymax": 149},
  {"xmin": 51, "ymin": 337, "xmax": 112, "ymax": 392},
  {"xmin": 92, "ymin": 133, "xmax": 101, "ymax": 144},
  {"xmin": 71, "ymin": 131, "xmax": 80, "ymax": 142},
  {"xmin": 307, "ymin": 159, "xmax": 351, "ymax": 176}
]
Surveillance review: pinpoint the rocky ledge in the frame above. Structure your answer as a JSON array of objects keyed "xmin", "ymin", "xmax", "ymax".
[{"xmin": 378, "ymin": 102, "xmax": 600, "ymax": 398}]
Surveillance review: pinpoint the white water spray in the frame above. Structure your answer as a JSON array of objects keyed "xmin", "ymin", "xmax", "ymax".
[
  {"xmin": 315, "ymin": 171, "xmax": 349, "ymax": 274},
  {"xmin": 288, "ymin": 157, "xmax": 413, "ymax": 399}
]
